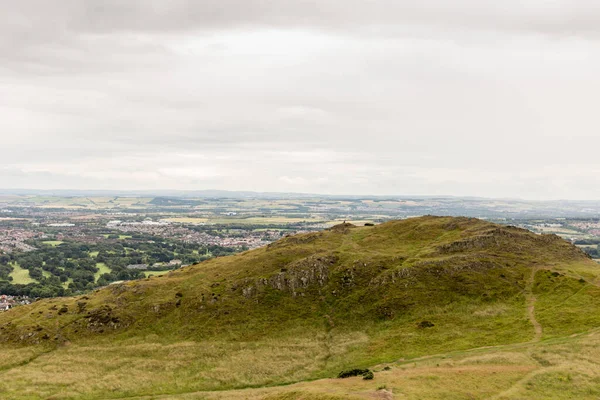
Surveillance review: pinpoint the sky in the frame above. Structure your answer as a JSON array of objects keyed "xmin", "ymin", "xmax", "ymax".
[{"xmin": 1, "ymin": 1, "xmax": 600, "ymax": 200}]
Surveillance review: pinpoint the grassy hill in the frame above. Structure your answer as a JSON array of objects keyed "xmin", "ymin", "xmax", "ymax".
[{"xmin": 1, "ymin": 216, "xmax": 600, "ymax": 399}]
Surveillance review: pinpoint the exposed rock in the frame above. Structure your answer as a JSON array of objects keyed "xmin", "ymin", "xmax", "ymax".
[
  {"xmin": 85, "ymin": 305, "xmax": 121, "ymax": 332},
  {"xmin": 241, "ymin": 254, "xmax": 336, "ymax": 298},
  {"xmin": 77, "ymin": 301, "xmax": 87, "ymax": 313},
  {"xmin": 267, "ymin": 232, "xmax": 321, "ymax": 250},
  {"xmin": 328, "ymin": 222, "xmax": 357, "ymax": 234}
]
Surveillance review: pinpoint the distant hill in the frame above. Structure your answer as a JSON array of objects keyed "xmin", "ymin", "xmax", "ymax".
[
  {"xmin": 148, "ymin": 196, "xmax": 204, "ymax": 206},
  {"xmin": 1, "ymin": 216, "xmax": 599, "ymax": 399}
]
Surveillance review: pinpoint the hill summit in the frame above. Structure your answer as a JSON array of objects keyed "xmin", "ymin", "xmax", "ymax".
[{"xmin": 0, "ymin": 216, "xmax": 599, "ymax": 399}]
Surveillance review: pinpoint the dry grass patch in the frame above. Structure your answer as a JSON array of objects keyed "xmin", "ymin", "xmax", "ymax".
[
  {"xmin": 0, "ymin": 331, "xmax": 369, "ymax": 400},
  {"xmin": 473, "ymin": 304, "xmax": 509, "ymax": 317}
]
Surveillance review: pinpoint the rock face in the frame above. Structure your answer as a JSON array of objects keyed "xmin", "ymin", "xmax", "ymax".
[
  {"xmin": 266, "ymin": 232, "xmax": 322, "ymax": 250},
  {"xmin": 85, "ymin": 305, "xmax": 122, "ymax": 332},
  {"xmin": 435, "ymin": 225, "xmax": 587, "ymax": 260},
  {"xmin": 328, "ymin": 222, "xmax": 357, "ymax": 234},
  {"xmin": 242, "ymin": 254, "xmax": 337, "ymax": 298}
]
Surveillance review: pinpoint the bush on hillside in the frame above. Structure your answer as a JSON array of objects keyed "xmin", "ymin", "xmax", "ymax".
[
  {"xmin": 338, "ymin": 368, "xmax": 373, "ymax": 379},
  {"xmin": 338, "ymin": 368, "xmax": 370, "ymax": 378},
  {"xmin": 418, "ymin": 320, "xmax": 435, "ymax": 328}
]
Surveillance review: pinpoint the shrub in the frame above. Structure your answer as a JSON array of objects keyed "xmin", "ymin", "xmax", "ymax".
[
  {"xmin": 418, "ymin": 320, "xmax": 435, "ymax": 328},
  {"xmin": 338, "ymin": 368, "xmax": 370, "ymax": 378},
  {"xmin": 363, "ymin": 370, "xmax": 374, "ymax": 380}
]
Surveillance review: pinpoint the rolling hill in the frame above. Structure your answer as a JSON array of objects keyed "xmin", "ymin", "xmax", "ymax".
[{"xmin": 1, "ymin": 216, "xmax": 600, "ymax": 399}]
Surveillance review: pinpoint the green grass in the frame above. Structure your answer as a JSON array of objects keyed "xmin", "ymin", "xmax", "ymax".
[
  {"xmin": 8, "ymin": 263, "xmax": 54, "ymax": 285},
  {"xmin": 8, "ymin": 263, "xmax": 36, "ymax": 284},
  {"xmin": 94, "ymin": 263, "xmax": 111, "ymax": 282},
  {"xmin": 102, "ymin": 234, "xmax": 132, "ymax": 239},
  {"xmin": 143, "ymin": 270, "xmax": 172, "ymax": 277},
  {"xmin": 0, "ymin": 216, "xmax": 599, "ymax": 399},
  {"xmin": 41, "ymin": 240, "xmax": 63, "ymax": 247}
]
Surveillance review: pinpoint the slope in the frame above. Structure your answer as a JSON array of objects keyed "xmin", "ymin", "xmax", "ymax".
[{"xmin": 0, "ymin": 216, "xmax": 598, "ymax": 399}]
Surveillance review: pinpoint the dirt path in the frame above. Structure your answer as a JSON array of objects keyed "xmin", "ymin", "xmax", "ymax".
[
  {"xmin": 525, "ymin": 267, "xmax": 543, "ymax": 342},
  {"xmin": 0, "ymin": 347, "xmax": 55, "ymax": 374},
  {"xmin": 487, "ymin": 267, "xmax": 546, "ymax": 399}
]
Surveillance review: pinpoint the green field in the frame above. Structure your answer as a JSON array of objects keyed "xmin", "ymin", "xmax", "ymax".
[
  {"xmin": 42, "ymin": 240, "xmax": 64, "ymax": 247},
  {"xmin": 8, "ymin": 263, "xmax": 36, "ymax": 284},
  {"xmin": 102, "ymin": 234, "xmax": 132, "ymax": 239},
  {"xmin": 94, "ymin": 262, "xmax": 111, "ymax": 282}
]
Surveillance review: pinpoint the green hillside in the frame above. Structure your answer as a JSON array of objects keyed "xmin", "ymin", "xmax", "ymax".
[{"xmin": 1, "ymin": 216, "xmax": 599, "ymax": 399}]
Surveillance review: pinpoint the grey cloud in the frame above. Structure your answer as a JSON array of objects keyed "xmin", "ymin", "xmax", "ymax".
[
  {"xmin": 1, "ymin": 2, "xmax": 600, "ymax": 199},
  {"xmin": 3, "ymin": 1, "xmax": 600, "ymax": 39}
]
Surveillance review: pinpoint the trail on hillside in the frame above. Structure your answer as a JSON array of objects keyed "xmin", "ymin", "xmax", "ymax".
[
  {"xmin": 526, "ymin": 267, "xmax": 543, "ymax": 342},
  {"xmin": 0, "ymin": 347, "xmax": 55, "ymax": 374},
  {"xmin": 488, "ymin": 367, "xmax": 551, "ymax": 400}
]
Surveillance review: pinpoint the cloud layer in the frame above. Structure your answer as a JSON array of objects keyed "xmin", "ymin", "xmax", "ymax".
[{"xmin": 2, "ymin": 1, "xmax": 600, "ymax": 199}]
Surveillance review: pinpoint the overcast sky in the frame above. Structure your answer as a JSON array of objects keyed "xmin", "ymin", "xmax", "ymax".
[{"xmin": 2, "ymin": 1, "xmax": 600, "ymax": 199}]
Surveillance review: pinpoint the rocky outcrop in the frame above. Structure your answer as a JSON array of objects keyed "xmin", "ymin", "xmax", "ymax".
[
  {"xmin": 370, "ymin": 255, "xmax": 503, "ymax": 288},
  {"xmin": 328, "ymin": 222, "xmax": 357, "ymax": 234},
  {"xmin": 84, "ymin": 305, "xmax": 123, "ymax": 332},
  {"xmin": 266, "ymin": 231, "xmax": 322, "ymax": 251},
  {"xmin": 241, "ymin": 254, "xmax": 337, "ymax": 298}
]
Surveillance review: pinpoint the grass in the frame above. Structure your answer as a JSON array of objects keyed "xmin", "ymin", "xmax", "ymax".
[
  {"xmin": 94, "ymin": 263, "xmax": 111, "ymax": 282},
  {"xmin": 143, "ymin": 270, "xmax": 172, "ymax": 277},
  {"xmin": 102, "ymin": 234, "xmax": 132, "ymax": 240},
  {"xmin": 62, "ymin": 278, "xmax": 73, "ymax": 289},
  {"xmin": 7, "ymin": 263, "xmax": 54, "ymax": 285},
  {"xmin": 1, "ymin": 327, "xmax": 600, "ymax": 399},
  {"xmin": 199, "ymin": 330, "xmax": 600, "ymax": 399},
  {"xmin": 8, "ymin": 263, "xmax": 36, "ymax": 285},
  {"xmin": 0, "ymin": 216, "xmax": 599, "ymax": 399},
  {"xmin": 42, "ymin": 240, "xmax": 64, "ymax": 247}
]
